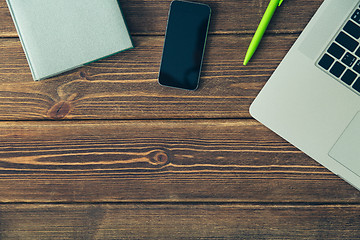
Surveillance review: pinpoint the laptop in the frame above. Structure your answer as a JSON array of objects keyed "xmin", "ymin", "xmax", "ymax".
[{"xmin": 250, "ymin": 0, "xmax": 360, "ymax": 191}]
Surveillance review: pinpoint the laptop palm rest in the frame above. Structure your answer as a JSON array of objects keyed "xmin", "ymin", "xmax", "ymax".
[
  {"xmin": 329, "ymin": 111, "xmax": 360, "ymax": 177},
  {"xmin": 297, "ymin": 0, "xmax": 353, "ymax": 60}
]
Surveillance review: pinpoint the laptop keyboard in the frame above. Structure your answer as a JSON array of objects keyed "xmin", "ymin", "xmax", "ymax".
[{"xmin": 318, "ymin": 6, "xmax": 360, "ymax": 95}]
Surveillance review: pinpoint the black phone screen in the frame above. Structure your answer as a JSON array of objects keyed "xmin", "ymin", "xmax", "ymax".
[{"xmin": 158, "ymin": 1, "xmax": 211, "ymax": 90}]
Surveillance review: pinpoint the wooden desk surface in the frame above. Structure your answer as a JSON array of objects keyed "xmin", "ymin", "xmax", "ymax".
[{"xmin": 1, "ymin": 0, "xmax": 360, "ymax": 238}]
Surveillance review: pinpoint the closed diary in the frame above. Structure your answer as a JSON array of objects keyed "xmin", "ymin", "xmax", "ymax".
[{"xmin": 6, "ymin": 0, "xmax": 133, "ymax": 80}]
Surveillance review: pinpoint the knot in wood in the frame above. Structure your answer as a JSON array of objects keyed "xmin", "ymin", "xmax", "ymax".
[
  {"xmin": 149, "ymin": 150, "xmax": 169, "ymax": 166},
  {"xmin": 48, "ymin": 101, "xmax": 72, "ymax": 120}
]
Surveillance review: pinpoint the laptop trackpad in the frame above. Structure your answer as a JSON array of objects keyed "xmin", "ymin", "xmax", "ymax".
[{"xmin": 329, "ymin": 112, "xmax": 360, "ymax": 177}]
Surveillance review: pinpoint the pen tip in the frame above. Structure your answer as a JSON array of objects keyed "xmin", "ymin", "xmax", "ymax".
[{"xmin": 243, "ymin": 56, "xmax": 250, "ymax": 66}]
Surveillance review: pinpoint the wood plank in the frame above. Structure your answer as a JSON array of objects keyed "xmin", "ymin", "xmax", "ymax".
[
  {"xmin": 0, "ymin": 0, "xmax": 324, "ymax": 37},
  {"xmin": 0, "ymin": 119, "xmax": 359, "ymax": 203},
  {"xmin": 0, "ymin": 35, "xmax": 296, "ymax": 120},
  {"xmin": 0, "ymin": 204, "xmax": 359, "ymax": 239}
]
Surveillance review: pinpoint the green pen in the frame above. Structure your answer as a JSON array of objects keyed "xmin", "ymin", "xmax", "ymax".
[{"xmin": 243, "ymin": 0, "xmax": 284, "ymax": 66}]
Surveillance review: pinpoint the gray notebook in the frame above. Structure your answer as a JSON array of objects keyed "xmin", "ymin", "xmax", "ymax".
[{"xmin": 6, "ymin": 0, "xmax": 133, "ymax": 81}]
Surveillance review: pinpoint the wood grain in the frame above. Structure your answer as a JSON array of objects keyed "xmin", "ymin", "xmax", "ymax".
[
  {"xmin": 0, "ymin": 0, "xmax": 325, "ymax": 120},
  {"xmin": 0, "ymin": 120, "xmax": 359, "ymax": 203},
  {"xmin": 0, "ymin": 35, "xmax": 297, "ymax": 120},
  {"xmin": 0, "ymin": 0, "xmax": 324, "ymax": 37},
  {"xmin": 1, "ymin": 0, "xmax": 357, "ymax": 238},
  {"xmin": 0, "ymin": 204, "xmax": 359, "ymax": 239}
]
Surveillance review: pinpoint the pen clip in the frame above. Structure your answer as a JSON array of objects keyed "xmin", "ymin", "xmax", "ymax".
[{"xmin": 278, "ymin": 0, "xmax": 284, "ymax": 6}]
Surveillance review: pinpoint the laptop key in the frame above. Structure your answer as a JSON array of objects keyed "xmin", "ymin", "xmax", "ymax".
[
  {"xmin": 319, "ymin": 54, "xmax": 334, "ymax": 70},
  {"xmin": 353, "ymin": 60, "xmax": 360, "ymax": 74},
  {"xmin": 343, "ymin": 20, "xmax": 360, "ymax": 39},
  {"xmin": 351, "ymin": 9, "xmax": 360, "ymax": 24},
  {"xmin": 341, "ymin": 52, "xmax": 357, "ymax": 67},
  {"xmin": 327, "ymin": 43, "xmax": 345, "ymax": 59},
  {"xmin": 353, "ymin": 78, "xmax": 360, "ymax": 93},
  {"xmin": 335, "ymin": 32, "xmax": 359, "ymax": 52},
  {"xmin": 355, "ymin": 46, "xmax": 360, "ymax": 58},
  {"xmin": 341, "ymin": 69, "xmax": 357, "ymax": 85},
  {"xmin": 330, "ymin": 62, "xmax": 346, "ymax": 78}
]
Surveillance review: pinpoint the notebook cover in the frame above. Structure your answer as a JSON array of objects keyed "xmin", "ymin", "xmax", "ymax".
[{"xmin": 6, "ymin": 0, "xmax": 133, "ymax": 81}]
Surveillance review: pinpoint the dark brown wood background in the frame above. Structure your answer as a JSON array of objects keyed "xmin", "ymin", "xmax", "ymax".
[{"xmin": 1, "ymin": 0, "xmax": 360, "ymax": 238}]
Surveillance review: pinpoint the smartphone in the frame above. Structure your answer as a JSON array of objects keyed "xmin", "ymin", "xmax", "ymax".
[{"xmin": 158, "ymin": 0, "xmax": 211, "ymax": 90}]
